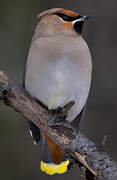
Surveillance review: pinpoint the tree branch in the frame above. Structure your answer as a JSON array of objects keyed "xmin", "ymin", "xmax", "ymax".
[{"xmin": 0, "ymin": 70, "xmax": 117, "ymax": 180}]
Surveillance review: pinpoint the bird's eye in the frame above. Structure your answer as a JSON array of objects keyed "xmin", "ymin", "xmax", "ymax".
[
  {"xmin": 55, "ymin": 13, "xmax": 71, "ymax": 22},
  {"xmin": 61, "ymin": 15, "xmax": 70, "ymax": 21}
]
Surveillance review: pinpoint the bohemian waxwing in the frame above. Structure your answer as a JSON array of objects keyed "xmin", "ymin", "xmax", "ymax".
[{"xmin": 24, "ymin": 8, "xmax": 92, "ymax": 175}]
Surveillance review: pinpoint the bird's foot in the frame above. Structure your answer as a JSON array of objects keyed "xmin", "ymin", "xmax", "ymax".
[
  {"xmin": 50, "ymin": 100, "xmax": 75, "ymax": 119},
  {"xmin": 48, "ymin": 100, "xmax": 75, "ymax": 131},
  {"xmin": 61, "ymin": 100, "xmax": 75, "ymax": 117},
  {"xmin": 48, "ymin": 115, "xmax": 73, "ymax": 131}
]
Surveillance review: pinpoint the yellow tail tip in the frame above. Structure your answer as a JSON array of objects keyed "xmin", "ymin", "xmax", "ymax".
[{"xmin": 40, "ymin": 160, "xmax": 69, "ymax": 175}]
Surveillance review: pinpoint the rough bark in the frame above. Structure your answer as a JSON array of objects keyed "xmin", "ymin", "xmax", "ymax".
[{"xmin": 0, "ymin": 71, "xmax": 117, "ymax": 180}]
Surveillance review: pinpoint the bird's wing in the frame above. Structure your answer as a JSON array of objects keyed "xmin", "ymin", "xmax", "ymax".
[
  {"xmin": 71, "ymin": 105, "xmax": 86, "ymax": 134},
  {"xmin": 23, "ymin": 57, "xmax": 41, "ymax": 144}
]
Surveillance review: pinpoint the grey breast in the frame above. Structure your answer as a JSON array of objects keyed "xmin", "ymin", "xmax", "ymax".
[{"xmin": 25, "ymin": 35, "xmax": 92, "ymax": 122}]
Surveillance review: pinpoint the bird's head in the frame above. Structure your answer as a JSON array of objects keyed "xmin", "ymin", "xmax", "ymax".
[{"xmin": 33, "ymin": 8, "xmax": 91, "ymax": 38}]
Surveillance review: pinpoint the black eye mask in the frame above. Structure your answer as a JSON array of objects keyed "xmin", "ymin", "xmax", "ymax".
[{"xmin": 55, "ymin": 13, "xmax": 83, "ymax": 22}]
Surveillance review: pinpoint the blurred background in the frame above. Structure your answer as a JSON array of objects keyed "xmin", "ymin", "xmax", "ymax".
[{"xmin": 0, "ymin": 0, "xmax": 117, "ymax": 179}]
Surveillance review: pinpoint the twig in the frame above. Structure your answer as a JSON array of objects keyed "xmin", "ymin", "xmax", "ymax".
[{"xmin": 0, "ymin": 70, "xmax": 117, "ymax": 180}]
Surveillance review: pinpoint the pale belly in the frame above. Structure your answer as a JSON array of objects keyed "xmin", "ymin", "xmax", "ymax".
[{"xmin": 25, "ymin": 57, "xmax": 91, "ymax": 122}]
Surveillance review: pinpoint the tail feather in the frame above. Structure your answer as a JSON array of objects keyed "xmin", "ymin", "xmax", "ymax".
[
  {"xmin": 40, "ymin": 160, "xmax": 69, "ymax": 175},
  {"xmin": 40, "ymin": 134, "xmax": 69, "ymax": 175},
  {"xmin": 28, "ymin": 120, "xmax": 40, "ymax": 144}
]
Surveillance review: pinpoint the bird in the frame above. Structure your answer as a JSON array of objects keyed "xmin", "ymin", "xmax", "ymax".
[{"xmin": 23, "ymin": 8, "xmax": 92, "ymax": 175}]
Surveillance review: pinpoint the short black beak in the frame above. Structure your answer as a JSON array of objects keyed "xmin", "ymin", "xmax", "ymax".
[{"xmin": 82, "ymin": 15, "xmax": 92, "ymax": 20}]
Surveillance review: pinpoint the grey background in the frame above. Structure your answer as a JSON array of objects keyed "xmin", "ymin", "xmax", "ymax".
[{"xmin": 0, "ymin": 0, "xmax": 117, "ymax": 179}]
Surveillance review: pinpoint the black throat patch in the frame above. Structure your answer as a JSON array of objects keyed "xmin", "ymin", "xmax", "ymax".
[{"xmin": 74, "ymin": 21, "xmax": 84, "ymax": 34}]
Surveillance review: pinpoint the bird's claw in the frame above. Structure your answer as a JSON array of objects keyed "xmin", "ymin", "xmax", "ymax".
[
  {"xmin": 48, "ymin": 115, "xmax": 73, "ymax": 131},
  {"xmin": 48, "ymin": 100, "xmax": 75, "ymax": 131}
]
